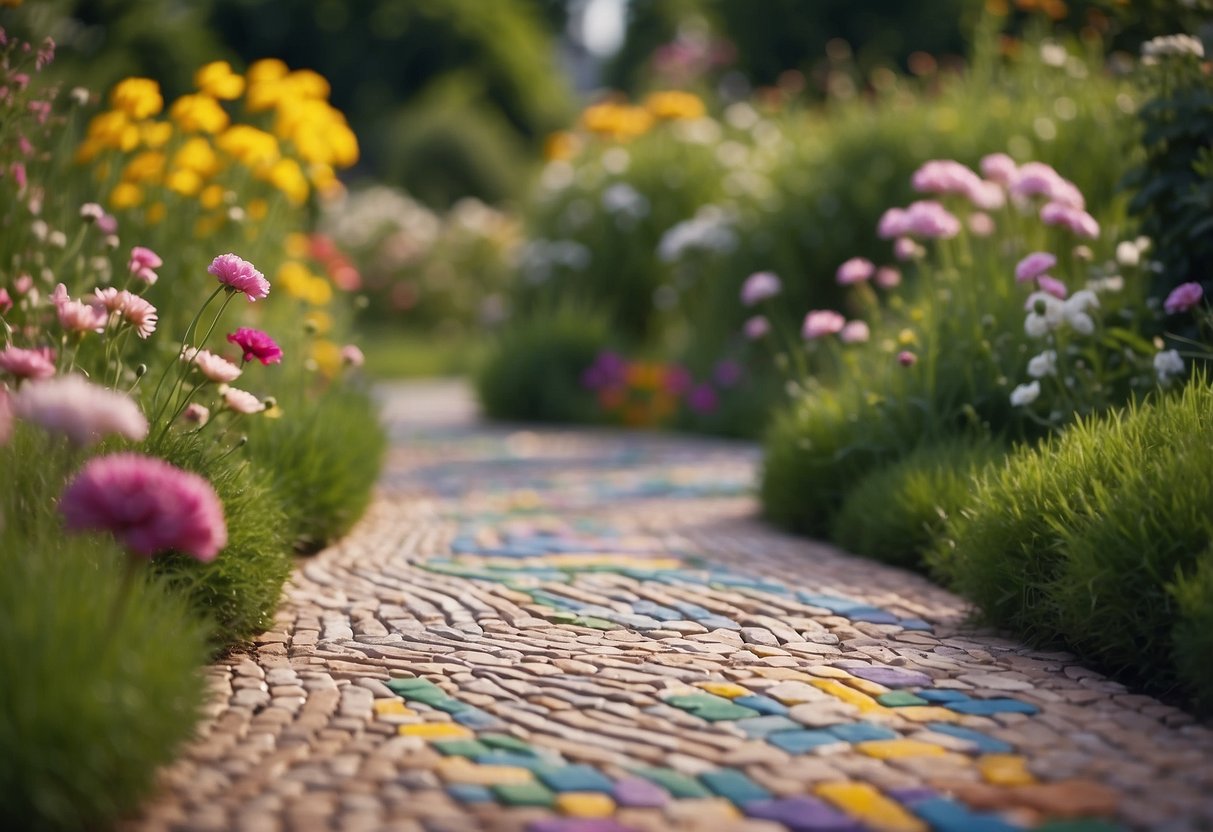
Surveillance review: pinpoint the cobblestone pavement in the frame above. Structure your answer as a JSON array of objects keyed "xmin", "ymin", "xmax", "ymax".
[{"xmin": 129, "ymin": 380, "xmax": 1213, "ymax": 832}]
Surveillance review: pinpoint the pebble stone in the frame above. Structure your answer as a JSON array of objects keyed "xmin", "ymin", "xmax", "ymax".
[{"xmin": 123, "ymin": 381, "xmax": 1213, "ymax": 832}]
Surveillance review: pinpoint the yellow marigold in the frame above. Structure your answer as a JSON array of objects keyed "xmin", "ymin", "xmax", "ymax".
[
  {"xmin": 86, "ymin": 110, "xmax": 140, "ymax": 151},
  {"xmin": 282, "ymin": 69, "xmax": 331, "ymax": 101},
  {"xmin": 199, "ymin": 183, "xmax": 226, "ymax": 210},
  {"xmin": 581, "ymin": 101, "xmax": 653, "ymax": 140},
  {"xmin": 140, "ymin": 120, "xmax": 174, "ymax": 149},
  {"xmin": 304, "ymin": 310, "xmax": 332, "ymax": 335},
  {"xmin": 74, "ymin": 137, "xmax": 103, "ymax": 164},
  {"xmin": 109, "ymin": 182, "xmax": 144, "ymax": 210},
  {"xmin": 264, "ymin": 157, "xmax": 309, "ymax": 205},
  {"xmin": 310, "ymin": 338, "xmax": 342, "ymax": 377},
  {"xmin": 166, "ymin": 167, "xmax": 203, "ymax": 197},
  {"xmin": 543, "ymin": 131, "xmax": 579, "ymax": 162},
  {"xmin": 247, "ymin": 198, "xmax": 269, "ymax": 221},
  {"xmin": 194, "ymin": 60, "xmax": 245, "ymax": 100},
  {"xmin": 170, "ymin": 94, "xmax": 229, "ymax": 134},
  {"xmin": 284, "ymin": 233, "xmax": 310, "ymax": 260},
  {"xmin": 245, "ymin": 78, "xmax": 283, "ymax": 113},
  {"xmin": 277, "ymin": 261, "xmax": 312, "ymax": 298},
  {"xmin": 121, "ymin": 150, "xmax": 166, "ymax": 184},
  {"xmin": 307, "ymin": 162, "xmax": 341, "ymax": 197},
  {"xmin": 305, "ymin": 276, "xmax": 332, "ymax": 306},
  {"xmin": 645, "ymin": 90, "xmax": 706, "ymax": 120},
  {"xmin": 146, "ymin": 201, "xmax": 167, "ymax": 225},
  {"xmin": 110, "ymin": 78, "xmax": 163, "ymax": 120},
  {"xmin": 216, "ymin": 125, "xmax": 279, "ymax": 169},
  {"xmin": 173, "ymin": 136, "xmax": 222, "ymax": 177},
  {"xmin": 247, "ymin": 58, "xmax": 288, "ymax": 83}
]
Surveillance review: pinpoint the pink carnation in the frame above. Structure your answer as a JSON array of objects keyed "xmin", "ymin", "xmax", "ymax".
[
  {"xmin": 911, "ymin": 159, "xmax": 982, "ymax": 197},
  {"xmin": 1012, "ymin": 162, "xmax": 1086, "ymax": 209},
  {"xmin": 12, "ymin": 374, "xmax": 148, "ymax": 446},
  {"xmin": 1036, "ymin": 275, "xmax": 1068, "ymax": 299},
  {"xmin": 904, "ymin": 200, "xmax": 962, "ymax": 239},
  {"xmin": 182, "ymin": 347, "xmax": 242, "ymax": 383},
  {"xmin": 181, "ymin": 403, "xmax": 210, "ymax": 426},
  {"xmin": 128, "ymin": 246, "xmax": 162, "ymax": 285},
  {"xmin": 57, "ymin": 297, "xmax": 108, "ymax": 334},
  {"xmin": 744, "ymin": 315, "xmax": 770, "ymax": 340},
  {"xmin": 740, "ymin": 271, "xmax": 781, "ymax": 306},
  {"xmin": 802, "ymin": 309, "xmax": 845, "ymax": 340},
  {"xmin": 967, "ymin": 181, "xmax": 1006, "ymax": 211},
  {"xmin": 341, "ymin": 344, "xmax": 365, "ymax": 367},
  {"xmin": 835, "ymin": 257, "xmax": 875, "ymax": 286},
  {"xmin": 980, "ymin": 153, "xmax": 1018, "ymax": 186},
  {"xmin": 94, "ymin": 288, "xmax": 158, "ymax": 338},
  {"xmin": 1164, "ymin": 282, "xmax": 1204, "ymax": 315},
  {"xmin": 878, "ymin": 208, "xmax": 909, "ymax": 240},
  {"xmin": 1040, "ymin": 202, "xmax": 1100, "ymax": 239},
  {"xmin": 1015, "ymin": 252, "xmax": 1058, "ymax": 284},
  {"xmin": 839, "ymin": 320, "xmax": 870, "ymax": 344},
  {"xmin": 0, "ymin": 345, "xmax": 56, "ymax": 380},
  {"xmin": 208, "ymin": 253, "xmax": 270, "ymax": 302},
  {"xmin": 59, "ymin": 452, "xmax": 227, "ymax": 561},
  {"xmin": 226, "ymin": 328, "xmax": 282, "ymax": 365},
  {"xmin": 218, "ymin": 384, "xmax": 265, "ymax": 414}
]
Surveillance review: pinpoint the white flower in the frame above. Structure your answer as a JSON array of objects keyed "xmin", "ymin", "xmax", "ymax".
[
  {"xmin": 1010, "ymin": 381, "xmax": 1041, "ymax": 407},
  {"xmin": 1142, "ymin": 34, "xmax": 1205, "ymax": 63},
  {"xmin": 1024, "ymin": 292, "xmax": 1064, "ymax": 338},
  {"xmin": 1116, "ymin": 240, "xmax": 1140, "ymax": 267},
  {"xmin": 657, "ymin": 206, "xmax": 737, "ymax": 262},
  {"xmin": 1040, "ymin": 41, "xmax": 1068, "ymax": 67},
  {"xmin": 1154, "ymin": 349, "xmax": 1186, "ymax": 384},
  {"xmin": 601, "ymin": 183, "xmax": 649, "ymax": 220},
  {"xmin": 1027, "ymin": 350, "xmax": 1058, "ymax": 378},
  {"xmin": 601, "ymin": 148, "xmax": 630, "ymax": 175},
  {"xmin": 1062, "ymin": 289, "xmax": 1099, "ymax": 335}
]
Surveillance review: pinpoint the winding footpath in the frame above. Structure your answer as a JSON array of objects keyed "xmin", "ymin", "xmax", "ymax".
[{"xmin": 129, "ymin": 380, "xmax": 1213, "ymax": 832}]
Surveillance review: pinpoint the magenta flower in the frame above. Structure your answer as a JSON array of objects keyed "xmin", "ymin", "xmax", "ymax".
[
  {"xmin": 744, "ymin": 315, "xmax": 770, "ymax": 340},
  {"xmin": 839, "ymin": 320, "xmax": 871, "ymax": 344},
  {"xmin": 181, "ymin": 347, "xmax": 242, "ymax": 383},
  {"xmin": 1164, "ymin": 282, "xmax": 1204, "ymax": 315},
  {"xmin": 0, "ymin": 345, "xmax": 56, "ymax": 380},
  {"xmin": 662, "ymin": 366, "xmax": 693, "ymax": 395},
  {"xmin": 1015, "ymin": 252, "xmax": 1057, "ymax": 284},
  {"xmin": 1040, "ymin": 202, "xmax": 1100, "ymax": 239},
  {"xmin": 128, "ymin": 246, "xmax": 162, "ymax": 285},
  {"xmin": 227, "ymin": 328, "xmax": 283, "ymax": 365},
  {"xmin": 218, "ymin": 384, "xmax": 266, "ymax": 414},
  {"xmin": 1036, "ymin": 275, "xmax": 1068, "ymax": 299},
  {"xmin": 60, "ymin": 453, "xmax": 227, "ymax": 561},
  {"xmin": 1012, "ymin": 162, "xmax": 1086, "ymax": 209},
  {"xmin": 208, "ymin": 253, "xmax": 270, "ymax": 302},
  {"xmin": 12, "ymin": 374, "xmax": 148, "ymax": 446},
  {"xmin": 740, "ymin": 271, "xmax": 781, "ymax": 306},
  {"xmin": 687, "ymin": 383, "xmax": 719, "ymax": 414},
  {"xmin": 897, "ymin": 350, "xmax": 918, "ymax": 367},
  {"xmin": 835, "ymin": 257, "xmax": 875, "ymax": 286},
  {"xmin": 714, "ymin": 359, "xmax": 743, "ymax": 387},
  {"xmin": 911, "ymin": 159, "xmax": 981, "ymax": 197},
  {"xmin": 802, "ymin": 309, "xmax": 846, "ymax": 340},
  {"xmin": 341, "ymin": 344, "xmax": 365, "ymax": 367},
  {"xmin": 980, "ymin": 153, "xmax": 1018, "ymax": 186}
]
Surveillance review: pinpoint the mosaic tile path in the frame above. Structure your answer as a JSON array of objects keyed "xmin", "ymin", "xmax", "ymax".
[{"xmin": 128, "ymin": 380, "xmax": 1213, "ymax": 832}]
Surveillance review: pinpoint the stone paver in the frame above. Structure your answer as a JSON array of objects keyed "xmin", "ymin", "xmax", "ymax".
[{"xmin": 126, "ymin": 380, "xmax": 1213, "ymax": 832}]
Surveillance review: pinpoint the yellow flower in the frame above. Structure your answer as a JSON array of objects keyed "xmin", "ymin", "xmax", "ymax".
[
  {"xmin": 310, "ymin": 339, "xmax": 342, "ymax": 376},
  {"xmin": 543, "ymin": 131, "xmax": 579, "ymax": 161},
  {"xmin": 146, "ymin": 202, "xmax": 167, "ymax": 225},
  {"xmin": 284, "ymin": 233, "xmax": 310, "ymax": 260},
  {"xmin": 109, "ymin": 182, "xmax": 144, "ymax": 210},
  {"xmin": 199, "ymin": 183, "xmax": 226, "ymax": 210},
  {"xmin": 216, "ymin": 125, "xmax": 279, "ymax": 169},
  {"xmin": 169, "ymin": 94, "xmax": 230, "ymax": 134},
  {"xmin": 277, "ymin": 261, "xmax": 312, "ymax": 298},
  {"xmin": 74, "ymin": 137, "xmax": 103, "ymax": 164},
  {"xmin": 110, "ymin": 78, "xmax": 163, "ymax": 120},
  {"xmin": 282, "ymin": 69, "xmax": 331, "ymax": 101},
  {"xmin": 645, "ymin": 90, "xmax": 706, "ymax": 120},
  {"xmin": 304, "ymin": 310, "xmax": 332, "ymax": 335},
  {"xmin": 140, "ymin": 120, "xmax": 174, "ymax": 149},
  {"xmin": 305, "ymin": 276, "xmax": 332, "ymax": 306},
  {"xmin": 194, "ymin": 61, "xmax": 245, "ymax": 100},
  {"xmin": 307, "ymin": 162, "xmax": 341, "ymax": 197},
  {"xmin": 173, "ymin": 136, "xmax": 222, "ymax": 177},
  {"xmin": 581, "ymin": 101, "xmax": 653, "ymax": 140},
  {"xmin": 897, "ymin": 328, "xmax": 918, "ymax": 346},
  {"xmin": 166, "ymin": 167, "xmax": 204, "ymax": 197},
  {"xmin": 121, "ymin": 150, "xmax": 166, "ymax": 184},
  {"xmin": 264, "ymin": 157, "xmax": 309, "ymax": 205},
  {"xmin": 247, "ymin": 198, "xmax": 268, "ymax": 221},
  {"xmin": 85, "ymin": 110, "xmax": 140, "ymax": 152},
  {"xmin": 247, "ymin": 58, "xmax": 288, "ymax": 84}
]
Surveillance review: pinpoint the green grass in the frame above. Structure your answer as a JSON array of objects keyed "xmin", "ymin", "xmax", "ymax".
[
  {"xmin": 0, "ymin": 427, "xmax": 209, "ymax": 831},
  {"xmin": 359, "ymin": 325, "xmax": 487, "ymax": 379},
  {"xmin": 831, "ymin": 436, "xmax": 1007, "ymax": 571},
  {"xmin": 931, "ymin": 380, "xmax": 1213, "ymax": 708}
]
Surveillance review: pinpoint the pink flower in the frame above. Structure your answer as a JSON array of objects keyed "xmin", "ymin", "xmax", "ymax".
[
  {"xmin": 0, "ymin": 346, "xmax": 56, "ymax": 380},
  {"xmin": 226, "ymin": 328, "xmax": 282, "ymax": 365},
  {"xmin": 744, "ymin": 315, "xmax": 770, "ymax": 340},
  {"xmin": 94, "ymin": 288, "xmax": 158, "ymax": 338},
  {"xmin": 80, "ymin": 203, "xmax": 105, "ymax": 223},
  {"xmin": 181, "ymin": 403, "xmax": 210, "ymax": 426},
  {"xmin": 802, "ymin": 309, "xmax": 845, "ymax": 340},
  {"xmin": 1040, "ymin": 202, "xmax": 1100, "ymax": 239},
  {"xmin": 12, "ymin": 375, "xmax": 148, "ymax": 446},
  {"xmin": 904, "ymin": 200, "xmax": 961, "ymax": 239},
  {"xmin": 1011, "ymin": 162, "xmax": 1086, "ymax": 209},
  {"xmin": 980, "ymin": 153, "xmax": 1018, "ymax": 186},
  {"xmin": 878, "ymin": 208, "xmax": 909, "ymax": 239},
  {"xmin": 59, "ymin": 453, "xmax": 227, "ymax": 561},
  {"xmin": 968, "ymin": 212, "xmax": 996, "ymax": 237},
  {"xmin": 10, "ymin": 162, "xmax": 26, "ymax": 192},
  {"xmin": 839, "ymin": 320, "xmax": 870, "ymax": 344},
  {"xmin": 13, "ymin": 274, "xmax": 33, "ymax": 295},
  {"xmin": 835, "ymin": 257, "xmax": 875, "ymax": 286},
  {"xmin": 55, "ymin": 285, "xmax": 108, "ymax": 334},
  {"xmin": 897, "ymin": 350, "xmax": 918, "ymax": 367},
  {"xmin": 0, "ymin": 288, "xmax": 11, "ymax": 313},
  {"xmin": 182, "ymin": 348, "xmax": 242, "ymax": 383},
  {"xmin": 1036, "ymin": 275, "xmax": 1068, "ymax": 299},
  {"xmin": 0, "ymin": 388, "xmax": 11, "ymax": 446},
  {"xmin": 874, "ymin": 267, "xmax": 901, "ymax": 289},
  {"xmin": 341, "ymin": 344, "xmax": 365, "ymax": 367},
  {"xmin": 967, "ymin": 180, "xmax": 1006, "ymax": 211},
  {"xmin": 128, "ymin": 246, "xmax": 162, "ymax": 285},
  {"xmin": 1164, "ymin": 282, "xmax": 1204, "ymax": 314},
  {"xmin": 893, "ymin": 237, "xmax": 922, "ymax": 261},
  {"xmin": 912, "ymin": 159, "xmax": 982, "ymax": 196},
  {"xmin": 740, "ymin": 271, "xmax": 781, "ymax": 306},
  {"xmin": 217, "ymin": 384, "xmax": 265, "ymax": 414},
  {"xmin": 208, "ymin": 253, "xmax": 270, "ymax": 302},
  {"xmin": 1015, "ymin": 252, "xmax": 1057, "ymax": 283}
]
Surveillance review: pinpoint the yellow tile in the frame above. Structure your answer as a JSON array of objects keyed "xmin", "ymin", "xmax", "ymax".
[
  {"xmin": 695, "ymin": 681, "xmax": 751, "ymax": 699},
  {"xmin": 810, "ymin": 678, "xmax": 884, "ymax": 713},
  {"xmin": 398, "ymin": 723, "xmax": 474, "ymax": 741},
  {"xmin": 838, "ymin": 675, "xmax": 891, "ymax": 697},
  {"xmin": 890, "ymin": 706, "xmax": 962, "ymax": 723},
  {"xmin": 556, "ymin": 792, "xmax": 616, "ymax": 818},
  {"xmin": 436, "ymin": 758, "xmax": 534, "ymax": 786},
  {"xmin": 979, "ymin": 754, "xmax": 1036, "ymax": 786},
  {"xmin": 816, "ymin": 782, "xmax": 927, "ymax": 832},
  {"xmin": 374, "ymin": 700, "xmax": 415, "ymax": 716},
  {"xmin": 856, "ymin": 739, "xmax": 949, "ymax": 760}
]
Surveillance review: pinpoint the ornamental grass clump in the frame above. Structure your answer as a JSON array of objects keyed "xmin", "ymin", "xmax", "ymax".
[{"xmin": 931, "ymin": 378, "xmax": 1213, "ymax": 708}]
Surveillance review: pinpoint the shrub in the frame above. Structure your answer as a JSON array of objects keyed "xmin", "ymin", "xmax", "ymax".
[
  {"xmin": 476, "ymin": 306, "xmax": 610, "ymax": 423},
  {"xmin": 1170, "ymin": 551, "xmax": 1213, "ymax": 712},
  {"xmin": 247, "ymin": 384, "xmax": 386, "ymax": 553},
  {"xmin": 152, "ymin": 430, "xmax": 292, "ymax": 649},
  {"xmin": 931, "ymin": 380, "xmax": 1213, "ymax": 706},
  {"xmin": 832, "ymin": 436, "xmax": 1007, "ymax": 571},
  {"xmin": 0, "ymin": 427, "xmax": 209, "ymax": 831}
]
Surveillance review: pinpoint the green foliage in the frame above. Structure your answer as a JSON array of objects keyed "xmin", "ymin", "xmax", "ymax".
[
  {"xmin": 246, "ymin": 384, "xmax": 386, "ymax": 553},
  {"xmin": 152, "ymin": 430, "xmax": 292, "ymax": 649},
  {"xmin": 831, "ymin": 436, "xmax": 1006, "ymax": 570},
  {"xmin": 0, "ymin": 427, "xmax": 209, "ymax": 832},
  {"xmin": 1170, "ymin": 550, "xmax": 1213, "ymax": 712},
  {"xmin": 476, "ymin": 307, "xmax": 609, "ymax": 423},
  {"xmin": 931, "ymin": 380, "xmax": 1213, "ymax": 707}
]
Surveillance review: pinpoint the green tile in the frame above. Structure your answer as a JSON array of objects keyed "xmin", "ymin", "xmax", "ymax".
[
  {"xmin": 632, "ymin": 767, "xmax": 712, "ymax": 799},
  {"xmin": 877, "ymin": 691, "xmax": 929, "ymax": 708},
  {"xmin": 432, "ymin": 739, "xmax": 491, "ymax": 758},
  {"xmin": 493, "ymin": 781, "xmax": 556, "ymax": 807}
]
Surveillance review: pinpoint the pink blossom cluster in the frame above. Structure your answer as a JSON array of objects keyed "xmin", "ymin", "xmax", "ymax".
[
  {"xmin": 740, "ymin": 271, "xmax": 781, "ymax": 306},
  {"xmin": 181, "ymin": 347, "xmax": 242, "ymax": 383},
  {"xmin": 911, "ymin": 159, "xmax": 1005, "ymax": 211},
  {"xmin": 94, "ymin": 287, "xmax": 158, "ymax": 338},
  {"xmin": 0, "ymin": 345, "xmax": 55, "ymax": 380},
  {"xmin": 878, "ymin": 201, "xmax": 962, "ymax": 241},
  {"xmin": 53, "ymin": 284, "xmax": 107, "ymax": 334},
  {"xmin": 10, "ymin": 374, "xmax": 148, "ymax": 446}
]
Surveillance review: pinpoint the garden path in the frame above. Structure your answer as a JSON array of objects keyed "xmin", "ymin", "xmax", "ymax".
[{"xmin": 129, "ymin": 380, "xmax": 1213, "ymax": 832}]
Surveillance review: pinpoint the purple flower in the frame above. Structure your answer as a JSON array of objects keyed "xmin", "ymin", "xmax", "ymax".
[
  {"xmin": 835, "ymin": 257, "xmax": 875, "ymax": 286},
  {"xmin": 1164, "ymin": 282, "xmax": 1204, "ymax": 314},
  {"xmin": 740, "ymin": 271, "xmax": 781, "ymax": 306},
  {"xmin": 208, "ymin": 253, "xmax": 270, "ymax": 301},
  {"xmin": 713, "ymin": 359, "xmax": 743, "ymax": 388},
  {"xmin": 802, "ymin": 309, "xmax": 845, "ymax": 340},
  {"xmin": 874, "ymin": 267, "xmax": 902, "ymax": 289},
  {"xmin": 687, "ymin": 383, "xmax": 719, "ymax": 414},
  {"xmin": 1014, "ymin": 252, "xmax": 1057, "ymax": 284}
]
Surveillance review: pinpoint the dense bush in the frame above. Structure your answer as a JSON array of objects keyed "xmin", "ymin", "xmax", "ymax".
[
  {"xmin": 831, "ymin": 436, "xmax": 1006, "ymax": 571},
  {"xmin": 931, "ymin": 380, "xmax": 1213, "ymax": 706}
]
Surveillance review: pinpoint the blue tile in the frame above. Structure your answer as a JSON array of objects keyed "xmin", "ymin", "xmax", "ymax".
[
  {"xmin": 911, "ymin": 797, "xmax": 1023, "ymax": 832},
  {"xmin": 926, "ymin": 723, "xmax": 1014, "ymax": 753},
  {"xmin": 918, "ymin": 689, "xmax": 971, "ymax": 704},
  {"xmin": 699, "ymin": 769, "xmax": 771, "ymax": 805},
  {"xmin": 734, "ymin": 695, "xmax": 788, "ymax": 716},
  {"xmin": 826, "ymin": 722, "xmax": 899, "ymax": 743},
  {"xmin": 768, "ymin": 729, "xmax": 842, "ymax": 754},
  {"xmin": 946, "ymin": 698, "xmax": 1040, "ymax": 716},
  {"xmin": 447, "ymin": 784, "xmax": 494, "ymax": 803},
  {"xmin": 537, "ymin": 764, "xmax": 616, "ymax": 793},
  {"xmin": 453, "ymin": 708, "xmax": 504, "ymax": 729}
]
